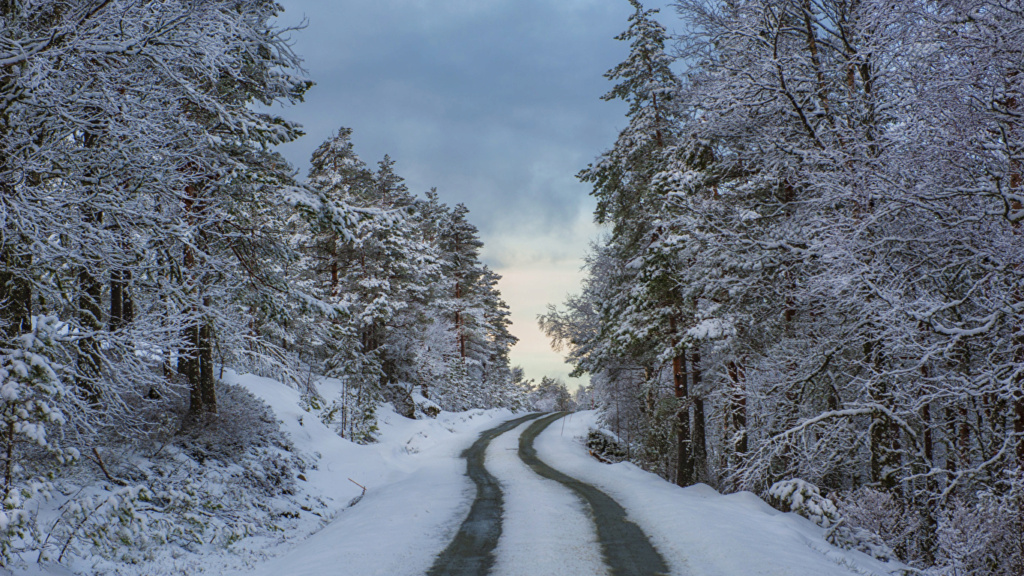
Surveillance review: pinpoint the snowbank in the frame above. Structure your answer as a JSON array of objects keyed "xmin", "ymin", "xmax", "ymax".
[
  {"xmin": 223, "ymin": 370, "xmax": 520, "ymax": 576},
  {"xmin": 535, "ymin": 411, "xmax": 902, "ymax": 576}
]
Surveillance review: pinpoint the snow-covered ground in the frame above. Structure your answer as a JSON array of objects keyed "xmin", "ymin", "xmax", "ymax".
[
  {"xmin": 10, "ymin": 374, "xmax": 903, "ymax": 576},
  {"xmin": 227, "ymin": 376, "xmax": 899, "ymax": 576},
  {"xmin": 223, "ymin": 371, "xmax": 519, "ymax": 576},
  {"xmin": 537, "ymin": 411, "xmax": 902, "ymax": 576}
]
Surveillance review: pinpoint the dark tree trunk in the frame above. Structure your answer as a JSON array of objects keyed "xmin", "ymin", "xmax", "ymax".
[
  {"xmin": 183, "ymin": 322, "xmax": 202, "ymax": 417},
  {"xmin": 1015, "ymin": 393, "xmax": 1024, "ymax": 466},
  {"xmin": 727, "ymin": 361, "xmax": 748, "ymax": 454},
  {"xmin": 691, "ymin": 350, "xmax": 707, "ymax": 482},
  {"xmin": 199, "ymin": 297, "xmax": 216, "ymax": 414},
  {"xmin": 76, "ymin": 210, "xmax": 103, "ymax": 404},
  {"xmin": 0, "ymin": 247, "xmax": 31, "ymax": 340},
  {"xmin": 944, "ymin": 407, "xmax": 958, "ymax": 474},
  {"xmin": 182, "ymin": 194, "xmax": 203, "ymax": 417},
  {"xmin": 922, "ymin": 402, "xmax": 933, "ymax": 465},
  {"xmin": 455, "ymin": 280, "xmax": 465, "ymax": 359},
  {"xmin": 109, "ymin": 268, "xmax": 132, "ymax": 332},
  {"xmin": 109, "ymin": 270, "xmax": 124, "ymax": 330},
  {"xmin": 671, "ymin": 316, "xmax": 692, "ymax": 487}
]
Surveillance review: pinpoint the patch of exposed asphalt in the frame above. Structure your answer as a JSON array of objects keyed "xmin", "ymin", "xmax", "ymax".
[
  {"xmin": 426, "ymin": 412, "xmax": 546, "ymax": 576},
  {"xmin": 518, "ymin": 412, "xmax": 670, "ymax": 576}
]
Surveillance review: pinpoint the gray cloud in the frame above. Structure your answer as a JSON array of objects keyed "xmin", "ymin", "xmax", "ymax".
[{"xmin": 269, "ymin": 0, "xmax": 676, "ymax": 382}]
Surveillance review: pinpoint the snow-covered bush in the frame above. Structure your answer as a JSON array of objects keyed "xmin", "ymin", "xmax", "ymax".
[
  {"xmin": 10, "ymin": 381, "xmax": 313, "ymax": 572},
  {"xmin": 767, "ymin": 480, "xmax": 902, "ymax": 562},
  {"xmin": 832, "ymin": 487, "xmax": 917, "ymax": 563},
  {"xmin": 768, "ymin": 479, "xmax": 901, "ymax": 562},
  {"xmin": 0, "ymin": 316, "xmax": 79, "ymax": 565},
  {"xmin": 586, "ymin": 428, "xmax": 627, "ymax": 464},
  {"xmin": 934, "ymin": 474, "xmax": 1024, "ymax": 576},
  {"xmin": 39, "ymin": 486, "xmax": 153, "ymax": 564},
  {"xmin": 412, "ymin": 391, "xmax": 441, "ymax": 418},
  {"xmin": 766, "ymin": 478, "xmax": 840, "ymax": 528},
  {"xmin": 825, "ymin": 520, "xmax": 897, "ymax": 563}
]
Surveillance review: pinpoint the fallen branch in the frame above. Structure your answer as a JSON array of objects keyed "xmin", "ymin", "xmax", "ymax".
[{"xmin": 90, "ymin": 448, "xmax": 128, "ymax": 487}]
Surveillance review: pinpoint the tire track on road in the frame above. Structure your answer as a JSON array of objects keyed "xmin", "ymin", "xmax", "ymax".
[
  {"xmin": 518, "ymin": 412, "xmax": 670, "ymax": 576},
  {"xmin": 426, "ymin": 412, "xmax": 545, "ymax": 576}
]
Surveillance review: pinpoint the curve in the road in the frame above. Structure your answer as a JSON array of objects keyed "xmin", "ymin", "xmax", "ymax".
[
  {"xmin": 426, "ymin": 412, "xmax": 546, "ymax": 576},
  {"xmin": 519, "ymin": 412, "xmax": 670, "ymax": 576}
]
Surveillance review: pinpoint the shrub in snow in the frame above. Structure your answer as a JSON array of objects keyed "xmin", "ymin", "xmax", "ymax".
[
  {"xmin": 825, "ymin": 520, "xmax": 897, "ymax": 563},
  {"xmin": 934, "ymin": 473, "xmax": 1024, "ymax": 576},
  {"xmin": 766, "ymin": 478, "xmax": 840, "ymax": 528},
  {"xmin": 586, "ymin": 428, "xmax": 627, "ymax": 464},
  {"xmin": 39, "ymin": 486, "xmax": 153, "ymax": 564},
  {"xmin": 832, "ymin": 487, "xmax": 918, "ymax": 563},
  {"xmin": 0, "ymin": 317, "xmax": 79, "ymax": 565},
  {"xmin": 768, "ymin": 481, "xmax": 899, "ymax": 563},
  {"xmin": 16, "ymin": 381, "xmax": 313, "ymax": 572},
  {"xmin": 300, "ymin": 392, "xmax": 341, "ymax": 428},
  {"xmin": 411, "ymin": 391, "xmax": 441, "ymax": 418}
]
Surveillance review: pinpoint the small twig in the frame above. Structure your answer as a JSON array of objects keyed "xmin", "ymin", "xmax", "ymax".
[
  {"xmin": 348, "ymin": 478, "xmax": 366, "ymax": 494},
  {"xmin": 37, "ymin": 515, "xmax": 64, "ymax": 563},
  {"xmin": 151, "ymin": 438, "xmax": 172, "ymax": 459},
  {"xmin": 57, "ymin": 496, "xmax": 109, "ymax": 562},
  {"xmin": 90, "ymin": 448, "xmax": 128, "ymax": 487}
]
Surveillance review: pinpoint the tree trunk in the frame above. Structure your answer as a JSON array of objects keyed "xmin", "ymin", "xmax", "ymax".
[
  {"xmin": 199, "ymin": 298, "xmax": 216, "ymax": 414},
  {"xmin": 0, "ymin": 246, "xmax": 31, "ymax": 340},
  {"xmin": 109, "ymin": 268, "xmax": 132, "ymax": 332},
  {"xmin": 182, "ymin": 183, "xmax": 203, "ymax": 418},
  {"xmin": 76, "ymin": 210, "xmax": 103, "ymax": 405},
  {"xmin": 727, "ymin": 361, "xmax": 748, "ymax": 455},
  {"xmin": 1007, "ymin": 82, "xmax": 1024, "ymax": 468},
  {"xmin": 671, "ymin": 317, "xmax": 693, "ymax": 487},
  {"xmin": 1015, "ymin": 394, "xmax": 1024, "ymax": 466},
  {"xmin": 455, "ymin": 279, "xmax": 465, "ymax": 359},
  {"xmin": 691, "ymin": 350, "xmax": 707, "ymax": 482},
  {"xmin": 944, "ymin": 407, "xmax": 958, "ymax": 474},
  {"xmin": 183, "ymin": 321, "xmax": 202, "ymax": 417}
]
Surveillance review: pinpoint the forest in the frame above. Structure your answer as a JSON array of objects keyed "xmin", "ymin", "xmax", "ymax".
[
  {"xmin": 0, "ymin": 0, "xmax": 528, "ymax": 566},
  {"xmin": 3, "ymin": 0, "xmax": 1024, "ymax": 575},
  {"xmin": 544, "ymin": 1, "xmax": 1024, "ymax": 574}
]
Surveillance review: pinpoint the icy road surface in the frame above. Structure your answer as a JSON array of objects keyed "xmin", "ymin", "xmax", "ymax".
[
  {"xmin": 429, "ymin": 412, "xmax": 663, "ymax": 576},
  {"xmin": 230, "ymin": 384, "xmax": 899, "ymax": 576}
]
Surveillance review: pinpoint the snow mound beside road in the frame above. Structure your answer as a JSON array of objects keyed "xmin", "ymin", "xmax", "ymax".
[{"xmin": 536, "ymin": 411, "xmax": 903, "ymax": 576}]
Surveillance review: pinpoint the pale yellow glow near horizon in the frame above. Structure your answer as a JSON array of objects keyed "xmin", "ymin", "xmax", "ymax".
[{"xmin": 486, "ymin": 212, "xmax": 598, "ymax": 392}]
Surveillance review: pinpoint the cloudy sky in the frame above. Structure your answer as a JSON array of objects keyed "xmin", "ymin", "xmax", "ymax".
[{"xmin": 268, "ymin": 0, "xmax": 677, "ymax": 388}]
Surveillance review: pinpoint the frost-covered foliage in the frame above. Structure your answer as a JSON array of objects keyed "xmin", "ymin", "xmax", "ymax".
[
  {"xmin": 545, "ymin": 0, "xmax": 1024, "ymax": 570},
  {"xmin": 933, "ymin": 474, "xmax": 1024, "ymax": 576},
  {"xmin": 0, "ymin": 317, "xmax": 78, "ymax": 562},
  {"xmin": 767, "ymin": 479, "xmax": 840, "ymax": 529},
  {"xmin": 0, "ymin": 0, "xmax": 318, "ymax": 565},
  {"xmin": 287, "ymin": 128, "xmax": 528, "ymax": 440},
  {"xmin": 0, "ymin": 0, "xmax": 529, "ymax": 570},
  {"xmin": 5, "ymin": 382, "xmax": 310, "ymax": 572},
  {"xmin": 830, "ymin": 487, "xmax": 913, "ymax": 564},
  {"xmin": 530, "ymin": 376, "xmax": 575, "ymax": 412},
  {"xmin": 768, "ymin": 480, "xmax": 898, "ymax": 562}
]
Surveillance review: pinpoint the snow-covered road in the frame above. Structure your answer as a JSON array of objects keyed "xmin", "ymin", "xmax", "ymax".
[
  {"xmin": 420, "ymin": 411, "xmax": 668, "ymax": 576},
  {"xmin": 229, "ymin": 382, "xmax": 901, "ymax": 576},
  {"xmin": 488, "ymin": 416, "xmax": 608, "ymax": 576}
]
